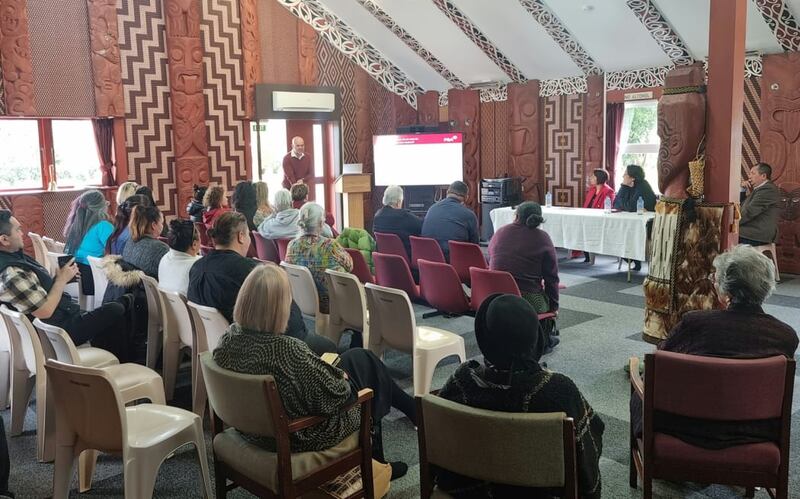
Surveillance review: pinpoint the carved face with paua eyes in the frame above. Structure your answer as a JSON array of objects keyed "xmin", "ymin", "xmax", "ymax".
[{"xmin": 779, "ymin": 182, "xmax": 800, "ymax": 221}]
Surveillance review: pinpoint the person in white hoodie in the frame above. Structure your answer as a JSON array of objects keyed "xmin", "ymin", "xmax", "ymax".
[
  {"xmin": 258, "ymin": 188, "xmax": 332, "ymax": 239},
  {"xmin": 158, "ymin": 219, "xmax": 201, "ymax": 295}
]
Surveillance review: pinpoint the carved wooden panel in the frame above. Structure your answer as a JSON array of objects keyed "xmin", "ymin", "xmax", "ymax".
[
  {"xmin": 417, "ymin": 90, "xmax": 439, "ymax": 125},
  {"xmin": 0, "ymin": 0, "xmax": 37, "ymax": 115},
  {"xmin": 239, "ymin": 0, "xmax": 262, "ymax": 118},
  {"xmin": 508, "ymin": 80, "xmax": 542, "ymax": 202},
  {"xmin": 297, "ymin": 20, "xmax": 318, "ymax": 86},
  {"xmin": 86, "ymin": 0, "xmax": 124, "ymax": 116},
  {"xmin": 354, "ymin": 68, "xmax": 372, "ymax": 226},
  {"xmin": 257, "ymin": 0, "xmax": 299, "ymax": 85},
  {"xmin": 394, "ymin": 93, "xmax": 417, "ymax": 128},
  {"xmin": 583, "ymin": 74, "xmax": 604, "ymax": 174},
  {"xmin": 165, "ymin": 0, "xmax": 209, "ymax": 214},
  {"xmin": 760, "ymin": 52, "xmax": 800, "ymax": 274},
  {"xmin": 11, "ymin": 195, "xmax": 43, "ymax": 256},
  {"xmin": 448, "ymin": 88, "xmax": 481, "ymax": 214}
]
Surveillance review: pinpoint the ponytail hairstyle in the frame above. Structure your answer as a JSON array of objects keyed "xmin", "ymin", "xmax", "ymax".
[
  {"xmin": 105, "ymin": 194, "xmax": 151, "ymax": 253},
  {"xmin": 515, "ymin": 201, "xmax": 544, "ymax": 229},
  {"xmin": 129, "ymin": 205, "xmax": 162, "ymax": 242},
  {"xmin": 166, "ymin": 219, "xmax": 197, "ymax": 253}
]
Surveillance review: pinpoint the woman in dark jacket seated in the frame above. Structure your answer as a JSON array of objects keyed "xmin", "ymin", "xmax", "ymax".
[
  {"xmin": 437, "ymin": 294, "xmax": 604, "ymax": 499},
  {"xmin": 613, "ymin": 164, "xmax": 657, "ymax": 271},
  {"xmin": 213, "ymin": 263, "xmax": 417, "ymax": 480}
]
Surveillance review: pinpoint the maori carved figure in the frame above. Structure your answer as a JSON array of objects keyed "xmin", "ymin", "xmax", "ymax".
[
  {"xmin": 449, "ymin": 89, "xmax": 481, "ymax": 213},
  {"xmin": 172, "ymin": 93, "xmax": 207, "ymax": 157},
  {"xmin": 508, "ymin": 81, "xmax": 542, "ymax": 202},
  {"xmin": 761, "ymin": 52, "xmax": 800, "ymax": 274},
  {"xmin": 239, "ymin": 0, "xmax": 262, "ymax": 118},
  {"xmin": 11, "ymin": 195, "xmax": 43, "ymax": 256},
  {"xmin": 177, "ymin": 157, "xmax": 210, "ymax": 210},
  {"xmin": 417, "ymin": 91, "xmax": 439, "ymax": 125},
  {"xmin": 657, "ymin": 64, "xmax": 705, "ymax": 198},
  {"xmin": 87, "ymin": 0, "xmax": 124, "ymax": 116},
  {"xmin": 298, "ymin": 21, "xmax": 318, "ymax": 86},
  {"xmin": 168, "ymin": 36, "xmax": 204, "ymax": 96},
  {"xmin": 394, "ymin": 94, "xmax": 417, "ymax": 128},
  {"xmin": 0, "ymin": 0, "xmax": 36, "ymax": 115},
  {"xmin": 583, "ymin": 75, "xmax": 604, "ymax": 173},
  {"xmin": 165, "ymin": 0, "xmax": 200, "ymax": 38}
]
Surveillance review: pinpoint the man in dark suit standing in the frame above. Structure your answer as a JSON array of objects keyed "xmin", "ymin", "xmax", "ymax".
[
  {"xmin": 282, "ymin": 136, "xmax": 314, "ymax": 190},
  {"xmin": 739, "ymin": 163, "xmax": 781, "ymax": 246}
]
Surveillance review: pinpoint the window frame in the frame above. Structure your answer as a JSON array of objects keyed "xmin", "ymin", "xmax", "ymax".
[{"xmin": 0, "ymin": 117, "xmax": 106, "ymax": 192}]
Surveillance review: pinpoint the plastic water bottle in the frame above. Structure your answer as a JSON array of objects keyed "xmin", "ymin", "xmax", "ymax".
[
  {"xmin": 636, "ymin": 196, "xmax": 645, "ymax": 215},
  {"xmin": 545, "ymin": 191, "xmax": 552, "ymax": 208},
  {"xmin": 604, "ymin": 196, "xmax": 612, "ymax": 214}
]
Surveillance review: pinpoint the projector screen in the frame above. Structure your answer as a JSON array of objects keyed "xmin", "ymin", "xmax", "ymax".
[{"xmin": 373, "ymin": 133, "xmax": 463, "ymax": 186}]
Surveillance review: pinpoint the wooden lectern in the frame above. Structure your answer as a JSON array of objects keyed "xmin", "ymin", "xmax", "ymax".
[{"xmin": 334, "ymin": 173, "xmax": 371, "ymax": 229}]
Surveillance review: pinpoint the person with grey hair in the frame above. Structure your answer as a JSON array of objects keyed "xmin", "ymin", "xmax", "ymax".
[
  {"xmin": 258, "ymin": 189, "xmax": 332, "ymax": 239},
  {"xmin": 630, "ymin": 245, "xmax": 797, "ymax": 450},
  {"xmin": 373, "ymin": 185, "xmax": 422, "ymax": 258},
  {"xmin": 421, "ymin": 180, "xmax": 479, "ymax": 259},
  {"xmin": 285, "ymin": 203, "xmax": 352, "ymax": 314}
]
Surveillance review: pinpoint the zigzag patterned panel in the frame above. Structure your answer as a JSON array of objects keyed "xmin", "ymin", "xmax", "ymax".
[
  {"xmin": 117, "ymin": 0, "xmax": 176, "ymax": 215},
  {"xmin": 317, "ymin": 38, "xmax": 357, "ymax": 163},
  {"xmin": 200, "ymin": 0, "xmax": 248, "ymax": 188},
  {"xmin": 741, "ymin": 76, "xmax": 761, "ymax": 179},
  {"xmin": 543, "ymin": 94, "xmax": 584, "ymax": 207}
]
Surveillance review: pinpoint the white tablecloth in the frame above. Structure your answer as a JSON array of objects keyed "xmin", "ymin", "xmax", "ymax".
[{"xmin": 490, "ymin": 206, "xmax": 655, "ymax": 261}]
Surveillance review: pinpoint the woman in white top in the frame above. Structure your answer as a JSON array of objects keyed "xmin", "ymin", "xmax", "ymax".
[
  {"xmin": 158, "ymin": 219, "xmax": 201, "ymax": 295},
  {"xmin": 258, "ymin": 188, "xmax": 332, "ymax": 239}
]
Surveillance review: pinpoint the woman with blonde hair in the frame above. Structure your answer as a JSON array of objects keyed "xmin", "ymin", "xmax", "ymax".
[
  {"xmin": 115, "ymin": 181, "xmax": 139, "ymax": 205},
  {"xmin": 213, "ymin": 263, "xmax": 416, "ymax": 481},
  {"xmin": 252, "ymin": 181, "xmax": 274, "ymax": 227},
  {"xmin": 202, "ymin": 185, "xmax": 230, "ymax": 230}
]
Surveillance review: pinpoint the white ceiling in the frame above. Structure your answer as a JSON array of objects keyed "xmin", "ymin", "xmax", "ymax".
[{"xmin": 312, "ymin": 0, "xmax": 794, "ymax": 92}]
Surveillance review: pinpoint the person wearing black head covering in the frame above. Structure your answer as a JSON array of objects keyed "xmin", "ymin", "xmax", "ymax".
[
  {"xmin": 437, "ymin": 294, "xmax": 604, "ymax": 499},
  {"xmin": 231, "ymin": 181, "xmax": 258, "ymax": 231}
]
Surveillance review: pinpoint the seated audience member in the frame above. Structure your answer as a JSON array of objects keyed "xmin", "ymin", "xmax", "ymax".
[
  {"xmin": 115, "ymin": 181, "xmax": 139, "ymax": 206},
  {"xmin": 489, "ymin": 202, "xmax": 558, "ymax": 314},
  {"xmin": 158, "ymin": 219, "xmax": 201, "ymax": 295},
  {"xmin": 421, "ymin": 180, "xmax": 479, "ymax": 259},
  {"xmin": 231, "ymin": 180, "xmax": 258, "ymax": 231},
  {"xmin": 437, "ymin": 293, "xmax": 604, "ymax": 498},
  {"xmin": 291, "ymin": 182, "xmax": 337, "ymax": 231},
  {"xmin": 578, "ymin": 169, "xmax": 615, "ymax": 262},
  {"xmin": 613, "ymin": 164, "xmax": 656, "ymax": 271},
  {"xmin": 213, "ymin": 263, "xmax": 415, "ymax": 480},
  {"xmin": 106, "ymin": 194, "xmax": 151, "ymax": 255},
  {"xmin": 631, "ymin": 245, "xmax": 798, "ymax": 447},
  {"xmin": 258, "ymin": 189, "xmax": 332, "ymax": 239},
  {"xmin": 186, "ymin": 184, "xmax": 207, "ymax": 223},
  {"xmin": 373, "ymin": 185, "xmax": 422, "ymax": 259},
  {"xmin": 739, "ymin": 162, "xmax": 781, "ymax": 246},
  {"xmin": 134, "ymin": 185, "xmax": 157, "ymax": 207},
  {"xmin": 63, "ymin": 189, "xmax": 113, "ymax": 295},
  {"xmin": 252, "ymin": 181, "xmax": 274, "ymax": 227},
  {"xmin": 122, "ymin": 205, "xmax": 168, "ymax": 278},
  {"xmin": 285, "ymin": 203, "xmax": 353, "ymax": 314},
  {"xmin": 202, "ymin": 185, "xmax": 230, "ymax": 230},
  {"xmin": 188, "ymin": 211, "xmax": 335, "ymax": 355},
  {"xmin": 0, "ymin": 210, "xmax": 128, "ymax": 352}
]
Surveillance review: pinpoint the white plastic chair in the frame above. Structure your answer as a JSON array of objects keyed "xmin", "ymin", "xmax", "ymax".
[
  {"xmin": 280, "ymin": 262, "xmax": 329, "ymax": 337},
  {"xmin": 86, "ymin": 256, "xmax": 110, "ymax": 310},
  {"xmin": 27, "ymin": 232, "xmax": 49, "ymax": 269},
  {"xmin": 42, "ymin": 236, "xmax": 65, "ymax": 253},
  {"xmin": 0, "ymin": 305, "xmax": 36, "ymax": 438},
  {"xmin": 46, "ymin": 360, "xmax": 212, "ymax": 499},
  {"xmin": 186, "ymin": 301, "xmax": 229, "ymax": 418},
  {"xmin": 48, "ymin": 250, "xmax": 90, "ymax": 309},
  {"xmin": 158, "ymin": 288, "xmax": 194, "ymax": 402},
  {"xmin": 325, "ymin": 269, "xmax": 369, "ymax": 346},
  {"xmin": 140, "ymin": 276, "xmax": 164, "ymax": 370},
  {"xmin": 754, "ymin": 243, "xmax": 781, "ymax": 282},
  {"xmin": 0, "ymin": 315, "xmax": 11, "ymax": 409},
  {"xmin": 365, "ymin": 283, "xmax": 466, "ymax": 397}
]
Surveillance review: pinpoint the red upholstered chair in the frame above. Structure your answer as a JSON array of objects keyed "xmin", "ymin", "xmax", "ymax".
[
  {"xmin": 469, "ymin": 267, "xmax": 520, "ymax": 312},
  {"xmin": 276, "ymin": 238, "xmax": 292, "ymax": 262},
  {"xmin": 410, "ymin": 236, "xmax": 445, "ymax": 269},
  {"xmin": 629, "ymin": 352, "xmax": 794, "ymax": 499},
  {"xmin": 344, "ymin": 248, "xmax": 374, "ymax": 284},
  {"xmin": 195, "ymin": 222, "xmax": 211, "ymax": 247},
  {"xmin": 251, "ymin": 231, "xmax": 280, "ymax": 264},
  {"xmin": 373, "ymin": 252, "xmax": 420, "ymax": 302},
  {"xmin": 374, "ymin": 232, "xmax": 410, "ymax": 266},
  {"xmin": 449, "ymin": 241, "xmax": 487, "ymax": 284},
  {"xmin": 418, "ymin": 260, "xmax": 470, "ymax": 318}
]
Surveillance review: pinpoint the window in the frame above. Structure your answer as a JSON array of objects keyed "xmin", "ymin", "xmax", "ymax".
[
  {"xmin": 0, "ymin": 120, "xmax": 42, "ymax": 189},
  {"xmin": 0, "ymin": 118, "xmax": 105, "ymax": 191},
  {"xmin": 53, "ymin": 120, "xmax": 102, "ymax": 187},
  {"xmin": 616, "ymin": 101, "xmax": 661, "ymax": 194},
  {"xmin": 251, "ymin": 119, "xmax": 288, "ymax": 196}
]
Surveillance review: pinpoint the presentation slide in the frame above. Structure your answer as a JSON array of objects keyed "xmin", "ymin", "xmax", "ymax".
[{"xmin": 373, "ymin": 133, "xmax": 463, "ymax": 186}]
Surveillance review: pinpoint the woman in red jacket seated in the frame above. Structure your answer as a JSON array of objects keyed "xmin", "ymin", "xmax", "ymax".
[{"xmin": 579, "ymin": 169, "xmax": 615, "ymax": 262}]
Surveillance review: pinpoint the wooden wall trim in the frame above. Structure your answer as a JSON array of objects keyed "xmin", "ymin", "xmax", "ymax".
[
  {"xmin": 583, "ymin": 74, "xmax": 604, "ymax": 173},
  {"xmin": 508, "ymin": 80, "xmax": 543, "ymax": 202},
  {"xmin": 0, "ymin": 0, "xmax": 37, "ymax": 115},
  {"xmin": 417, "ymin": 90, "xmax": 439, "ymax": 125},
  {"xmin": 297, "ymin": 20, "xmax": 319, "ymax": 86},
  {"xmin": 448, "ymin": 88, "xmax": 481, "ymax": 214},
  {"xmin": 86, "ymin": 0, "xmax": 124, "ymax": 116},
  {"xmin": 239, "ymin": 0, "xmax": 262, "ymax": 119}
]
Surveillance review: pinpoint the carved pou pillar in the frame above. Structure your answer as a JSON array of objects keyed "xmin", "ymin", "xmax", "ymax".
[{"xmin": 657, "ymin": 63, "xmax": 706, "ymax": 199}]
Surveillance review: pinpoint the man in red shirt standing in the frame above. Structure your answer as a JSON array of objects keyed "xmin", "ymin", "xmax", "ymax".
[{"xmin": 282, "ymin": 136, "xmax": 314, "ymax": 190}]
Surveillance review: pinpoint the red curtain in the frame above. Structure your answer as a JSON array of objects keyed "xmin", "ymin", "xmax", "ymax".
[
  {"xmin": 605, "ymin": 103, "xmax": 625, "ymax": 189},
  {"xmin": 93, "ymin": 118, "xmax": 116, "ymax": 186}
]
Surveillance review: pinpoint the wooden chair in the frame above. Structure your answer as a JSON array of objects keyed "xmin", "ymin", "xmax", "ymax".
[
  {"xmin": 417, "ymin": 394, "xmax": 578, "ymax": 498},
  {"xmin": 629, "ymin": 352, "xmax": 794, "ymax": 498},
  {"xmin": 199, "ymin": 352, "xmax": 376, "ymax": 499}
]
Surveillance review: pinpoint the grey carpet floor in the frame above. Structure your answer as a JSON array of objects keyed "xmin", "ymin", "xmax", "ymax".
[{"xmin": 4, "ymin": 251, "xmax": 799, "ymax": 498}]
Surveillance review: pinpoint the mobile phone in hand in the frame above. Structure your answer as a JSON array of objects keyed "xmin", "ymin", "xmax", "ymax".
[{"xmin": 56, "ymin": 255, "xmax": 79, "ymax": 283}]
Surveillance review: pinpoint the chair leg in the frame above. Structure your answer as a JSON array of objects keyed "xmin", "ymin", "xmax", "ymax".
[
  {"xmin": 629, "ymin": 450, "xmax": 638, "ymax": 488},
  {"xmin": 78, "ymin": 449, "xmax": 99, "ymax": 492},
  {"xmin": 10, "ymin": 372, "xmax": 33, "ymax": 435},
  {"xmin": 192, "ymin": 421, "xmax": 213, "ymax": 498},
  {"xmin": 162, "ymin": 340, "xmax": 181, "ymax": 401},
  {"xmin": 213, "ymin": 459, "xmax": 228, "ymax": 499},
  {"xmin": 642, "ymin": 475, "xmax": 652, "ymax": 499},
  {"xmin": 52, "ymin": 444, "xmax": 76, "ymax": 499}
]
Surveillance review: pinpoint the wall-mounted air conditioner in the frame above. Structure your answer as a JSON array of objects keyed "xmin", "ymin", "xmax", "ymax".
[{"xmin": 272, "ymin": 91, "xmax": 336, "ymax": 113}]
